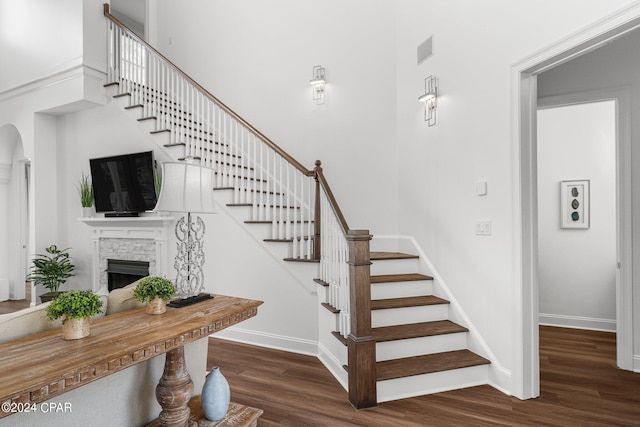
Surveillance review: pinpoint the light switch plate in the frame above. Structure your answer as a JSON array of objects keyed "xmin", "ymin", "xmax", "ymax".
[
  {"xmin": 476, "ymin": 181, "xmax": 487, "ymax": 196},
  {"xmin": 476, "ymin": 220, "xmax": 491, "ymax": 235}
]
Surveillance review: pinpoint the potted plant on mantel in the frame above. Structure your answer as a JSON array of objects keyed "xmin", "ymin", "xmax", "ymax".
[
  {"xmin": 78, "ymin": 172, "xmax": 94, "ymax": 218},
  {"xmin": 133, "ymin": 276, "xmax": 176, "ymax": 315},
  {"xmin": 28, "ymin": 245, "xmax": 75, "ymax": 303},
  {"xmin": 45, "ymin": 290, "xmax": 104, "ymax": 340}
]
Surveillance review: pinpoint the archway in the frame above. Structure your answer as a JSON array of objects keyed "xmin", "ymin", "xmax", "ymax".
[{"xmin": 0, "ymin": 124, "xmax": 29, "ymax": 301}]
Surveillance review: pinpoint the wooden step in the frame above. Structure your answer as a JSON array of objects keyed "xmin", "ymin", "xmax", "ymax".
[
  {"xmin": 376, "ymin": 349, "xmax": 490, "ymax": 381},
  {"xmin": 370, "ymin": 252, "xmax": 419, "ymax": 261},
  {"xmin": 245, "ymin": 220, "xmax": 312, "ymax": 225},
  {"xmin": 370, "ymin": 273, "xmax": 433, "ymax": 284},
  {"xmin": 321, "ymin": 302, "xmax": 339, "ymax": 314},
  {"xmin": 227, "ymin": 203, "xmax": 300, "ymax": 210},
  {"xmin": 371, "ymin": 295, "xmax": 449, "ymax": 310},
  {"xmin": 372, "ymin": 320, "xmax": 467, "ymax": 342},
  {"xmin": 283, "ymin": 257, "xmax": 319, "ymax": 263},
  {"xmin": 264, "ymin": 236, "xmax": 312, "ymax": 243},
  {"xmin": 331, "ymin": 331, "xmax": 348, "ymax": 346}
]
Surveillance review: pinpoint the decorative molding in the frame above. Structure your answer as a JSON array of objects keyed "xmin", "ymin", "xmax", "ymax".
[
  {"xmin": 213, "ymin": 326, "xmax": 318, "ymax": 357},
  {"xmin": 539, "ymin": 313, "xmax": 616, "ymax": 332},
  {"xmin": 512, "ymin": 4, "xmax": 640, "ymax": 398},
  {"xmin": 317, "ymin": 342, "xmax": 348, "ymax": 391},
  {"xmin": 80, "ymin": 216, "xmax": 174, "ymax": 293},
  {"xmin": 0, "ymin": 61, "xmax": 105, "ymax": 104}
]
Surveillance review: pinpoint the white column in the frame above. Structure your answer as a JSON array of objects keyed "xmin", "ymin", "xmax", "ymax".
[{"xmin": 0, "ymin": 163, "xmax": 10, "ymax": 301}]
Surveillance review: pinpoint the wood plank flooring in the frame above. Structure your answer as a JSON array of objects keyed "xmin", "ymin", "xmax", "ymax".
[
  {"xmin": 207, "ymin": 326, "xmax": 640, "ymax": 426},
  {"xmin": 0, "ymin": 282, "xmax": 31, "ymax": 315}
]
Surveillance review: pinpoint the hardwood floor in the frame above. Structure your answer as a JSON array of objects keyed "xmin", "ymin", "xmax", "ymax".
[
  {"xmin": 0, "ymin": 282, "xmax": 31, "ymax": 315},
  {"xmin": 207, "ymin": 326, "xmax": 640, "ymax": 426}
]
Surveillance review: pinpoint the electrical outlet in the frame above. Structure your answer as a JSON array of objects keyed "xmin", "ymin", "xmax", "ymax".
[{"xmin": 476, "ymin": 220, "xmax": 491, "ymax": 236}]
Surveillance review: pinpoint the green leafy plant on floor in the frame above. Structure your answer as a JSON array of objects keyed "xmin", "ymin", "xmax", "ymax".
[
  {"xmin": 28, "ymin": 245, "xmax": 75, "ymax": 295},
  {"xmin": 78, "ymin": 172, "xmax": 94, "ymax": 208},
  {"xmin": 45, "ymin": 290, "xmax": 104, "ymax": 323},
  {"xmin": 133, "ymin": 276, "xmax": 176, "ymax": 303}
]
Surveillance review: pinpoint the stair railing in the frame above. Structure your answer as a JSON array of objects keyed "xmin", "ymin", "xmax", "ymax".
[
  {"xmin": 314, "ymin": 162, "xmax": 376, "ymax": 408},
  {"xmin": 104, "ymin": 4, "xmax": 376, "ymax": 408}
]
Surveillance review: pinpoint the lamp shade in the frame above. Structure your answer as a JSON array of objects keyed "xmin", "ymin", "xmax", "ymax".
[{"xmin": 154, "ymin": 161, "xmax": 217, "ymax": 214}]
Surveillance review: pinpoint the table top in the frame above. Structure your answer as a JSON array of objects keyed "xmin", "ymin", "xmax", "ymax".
[{"xmin": 0, "ymin": 294, "xmax": 262, "ymax": 417}]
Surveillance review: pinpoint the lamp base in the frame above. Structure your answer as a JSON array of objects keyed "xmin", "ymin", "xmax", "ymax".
[{"xmin": 168, "ymin": 293, "xmax": 214, "ymax": 308}]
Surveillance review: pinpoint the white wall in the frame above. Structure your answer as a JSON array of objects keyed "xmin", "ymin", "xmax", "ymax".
[
  {"xmin": 0, "ymin": 0, "xmax": 106, "ymax": 94},
  {"xmin": 537, "ymin": 26, "xmax": 640, "ymax": 367},
  {"xmin": 394, "ymin": 0, "xmax": 636, "ymax": 389},
  {"xmin": 151, "ymin": 0, "xmax": 399, "ymax": 235},
  {"xmin": 537, "ymin": 102, "xmax": 616, "ymax": 331}
]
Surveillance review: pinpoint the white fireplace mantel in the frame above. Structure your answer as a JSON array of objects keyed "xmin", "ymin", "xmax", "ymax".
[{"xmin": 79, "ymin": 216, "xmax": 176, "ymax": 293}]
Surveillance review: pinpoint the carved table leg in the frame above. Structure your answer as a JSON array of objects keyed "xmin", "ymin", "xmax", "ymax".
[{"xmin": 155, "ymin": 346, "xmax": 195, "ymax": 427}]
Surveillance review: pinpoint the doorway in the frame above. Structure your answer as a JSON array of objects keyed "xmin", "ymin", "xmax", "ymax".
[
  {"xmin": 513, "ymin": 12, "xmax": 639, "ymax": 399},
  {"xmin": 537, "ymin": 100, "xmax": 617, "ymax": 332}
]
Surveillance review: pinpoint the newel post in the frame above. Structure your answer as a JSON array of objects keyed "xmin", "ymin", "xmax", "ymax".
[
  {"xmin": 313, "ymin": 160, "xmax": 322, "ymax": 260},
  {"xmin": 346, "ymin": 229, "xmax": 376, "ymax": 409}
]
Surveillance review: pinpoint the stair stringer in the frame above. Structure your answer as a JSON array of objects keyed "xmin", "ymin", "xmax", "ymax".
[
  {"xmin": 373, "ymin": 235, "xmax": 512, "ymax": 397},
  {"xmin": 211, "ymin": 189, "xmax": 317, "ymax": 294}
]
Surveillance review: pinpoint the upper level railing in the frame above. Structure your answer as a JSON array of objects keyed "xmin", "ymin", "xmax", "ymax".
[{"xmin": 104, "ymin": 4, "xmax": 376, "ymax": 408}]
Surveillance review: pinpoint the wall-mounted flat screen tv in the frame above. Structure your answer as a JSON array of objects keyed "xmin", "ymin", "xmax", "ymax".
[{"xmin": 89, "ymin": 151, "xmax": 157, "ymax": 216}]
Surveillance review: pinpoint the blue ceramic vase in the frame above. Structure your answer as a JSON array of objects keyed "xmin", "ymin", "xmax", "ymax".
[{"xmin": 201, "ymin": 366, "xmax": 230, "ymax": 421}]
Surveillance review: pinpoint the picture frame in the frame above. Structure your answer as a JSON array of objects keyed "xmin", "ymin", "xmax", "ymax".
[{"xmin": 560, "ymin": 180, "xmax": 590, "ymax": 229}]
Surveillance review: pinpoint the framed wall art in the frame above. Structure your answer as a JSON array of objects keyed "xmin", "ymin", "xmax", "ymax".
[{"xmin": 560, "ymin": 180, "xmax": 590, "ymax": 229}]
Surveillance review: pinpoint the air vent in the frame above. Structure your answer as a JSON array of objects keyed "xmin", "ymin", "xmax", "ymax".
[{"xmin": 417, "ymin": 36, "xmax": 433, "ymax": 65}]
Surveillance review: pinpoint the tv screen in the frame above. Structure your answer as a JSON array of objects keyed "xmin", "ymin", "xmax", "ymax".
[{"xmin": 90, "ymin": 151, "xmax": 157, "ymax": 215}]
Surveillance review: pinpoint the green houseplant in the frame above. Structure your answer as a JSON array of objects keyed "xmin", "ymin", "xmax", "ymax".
[
  {"xmin": 78, "ymin": 172, "xmax": 94, "ymax": 217},
  {"xmin": 133, "ymin": 276, "xmax": 176, "ymax": 314},
  {"xmin": 45, "ymin": 290, "xmax": 104, "ymax": 340},
  {"xmin": 28, "ymin": 245, "xmax": 75, "ymax": 302}
]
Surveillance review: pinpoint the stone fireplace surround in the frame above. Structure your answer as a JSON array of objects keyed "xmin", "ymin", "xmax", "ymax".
[{"xmin": 79, "ymin": 217, "xmax": 175, "ymax": 294}]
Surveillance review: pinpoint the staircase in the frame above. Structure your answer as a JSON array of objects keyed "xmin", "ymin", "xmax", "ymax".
[{"xmin": 103, "ymin": 5, "xmax": 491, "ymax": 407}]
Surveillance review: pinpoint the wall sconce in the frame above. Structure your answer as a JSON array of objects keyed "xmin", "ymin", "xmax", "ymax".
[
  {"xmin": 418, "ymin": 75, "xmax": 438, "ymax": 126},
  {"xmin": 310, "ymin": 65, "xmax": 326, "ymax": 105}
]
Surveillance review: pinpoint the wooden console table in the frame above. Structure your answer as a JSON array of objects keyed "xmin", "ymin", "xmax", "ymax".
[{"xmin": 0, "ymin": 294, "xmax": 263, "ymax": 426}]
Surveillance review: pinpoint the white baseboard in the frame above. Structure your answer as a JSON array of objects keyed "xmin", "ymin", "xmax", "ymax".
[
  {"xmin": 317, "ymin": 343, "xmax": 348, "ymax": 391},
  {"xmin": 211, "ymin": 326, "xmax": 318, "ymax": 356},
  {"xmin": 539, "ymin": 313, "xmax": 616, "ymax": 332}
]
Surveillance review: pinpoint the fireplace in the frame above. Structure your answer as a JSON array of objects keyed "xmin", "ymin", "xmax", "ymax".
[
  {"xmin": 107, "ymin": 259, "xmax": 150, "ymax": 291},
  {"xmin": 80, "ymin": 217, "xmax": 174, "ymax": 294}
]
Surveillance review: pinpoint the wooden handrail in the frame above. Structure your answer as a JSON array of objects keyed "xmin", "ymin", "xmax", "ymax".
[
  {"xmin": 314, "ymin": 160, "xmax": 350, "ymax": 235},
  {"xmin": 104, "ymin": 5, "xmax": 374, "ymax": 407},
  {"xmin": 103, "ymin": 4, "xmax": 312, "ymax": 177}
]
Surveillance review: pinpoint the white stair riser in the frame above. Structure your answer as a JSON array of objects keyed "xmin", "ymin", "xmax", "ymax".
[
  {"xmin": 318, "ymin": 309, "xmax": 347, "ymax": 364},
  {"xmin": 370, "ymin": 258, "xmax": 420, "ymax": 276},
  {"xmin": 136, "ymin": 118, "xmax": 158, "ymax": 134},
  {"xmin": 371, "ymin": 304, "xmax": 449, "ymax": 328},
  {"xmin": 376, "ymin": 333, "xmax": 467, "ymax": 361},
  {"xmin": 371, "ymin": 280, "xmax": 432, "ymax": 299},
  {"xmin": 377, "ymin": 364, "xmax": 489, "ymax": 403},
  {"xmin": 110, "ymin": 94, "xmax": 134, "ymax": 111}
]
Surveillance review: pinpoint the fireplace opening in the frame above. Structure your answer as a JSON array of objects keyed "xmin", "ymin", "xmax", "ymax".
[{"xmin": 107, "ymin": 259, "xmax": 150, "ymax": 291}]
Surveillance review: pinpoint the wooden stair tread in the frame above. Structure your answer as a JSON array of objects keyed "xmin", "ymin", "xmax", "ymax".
[
  {"xmin": 376, "ymin": 350, "xmax": 490, "ymax": 381},
  {"xmin": 371, "ymin": 295, "xmax": 449, "ymax": 310},
  {"xmin": 370, "ymin": 252, "xmax": 419, "ymax": 261},
  {"xmin": 331, "ymin": 331, "xmax": 348, "ymax": 346},
  {"xmin": 283, "ymin": 257, "xmax": 319, "ymax": 263},
  {"xmin": 372, "ymin": 320, "xmax": 467, "ymax": 342},
  {"xmin": 321, "ymin": 302, "xmax": 339, "ymax": 314},
  {"xmin": 227, "ymin": 203, "xmax": 300, "ymax": 209},
  {"xmin": 370, "ymin": 273, "xmax": 433, "ymax": 283}
]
